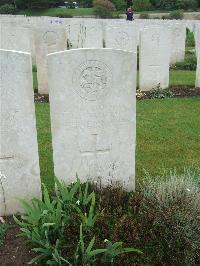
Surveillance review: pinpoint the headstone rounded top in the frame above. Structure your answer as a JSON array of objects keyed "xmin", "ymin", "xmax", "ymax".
[{"xmin": 43, "ymin": 31, "xmax": 58, "ymax": 46}]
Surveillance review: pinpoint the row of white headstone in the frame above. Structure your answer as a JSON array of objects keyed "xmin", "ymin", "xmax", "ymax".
[
  {"xmin": 1, "ymin": 48, "xmax": 136, "ymax": 215},
  {"xmin": 0, "ymin": 17, "xmax": 200, "ymax": 93}
]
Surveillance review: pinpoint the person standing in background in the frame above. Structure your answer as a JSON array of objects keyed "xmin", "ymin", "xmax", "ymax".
[{"xmin": 126, "ymin": 6, "xmax": 134, "ymax": 21}]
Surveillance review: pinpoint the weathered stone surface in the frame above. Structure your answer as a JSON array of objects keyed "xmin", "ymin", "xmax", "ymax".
[
  {"xmin": 66, "ymin": 20, "xmax": 103, "ymax": 49},
  {"xmin": 0, "ymin": 49, "xmax": 41, "ymax": 215},
  {"xmin": 34, "ymin": 26, "xmax": 67, "ymax": 94},
  {"xmin": 139, "ymin": 26, "xmax": 171, "ymax": 91},
  {"xmin": 170, "ymin": 23, "xmax": 186, "ymax": 64},
  {"xmin": 48, "ymin": 49, "xmax": 136, "ymax": 190},
  {"xmin": 0, "ymin": 23, "xmax": 31, "ymax": 53},
  {"xmin": 105, "ymin": 23, "xmax": 137, "ymax": 52}
]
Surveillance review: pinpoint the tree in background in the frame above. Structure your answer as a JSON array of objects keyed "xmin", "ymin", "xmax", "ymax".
[
  {"xmin": 15, "ymin": 0, "xmax": 49, "ymax": 9},
  {"xmin": 126, "ymin": 0, "xmax": 133, "ymax": 7},
  {"xmin": 93, "ymin": 0, "xmax": 116, "ymax": 17},
  {"xmin": 133, "ymin": 0, "xmax": 151, "ymax": 11},
  {"xmin": 48, "ymin": 0, "xmax": 65, "ymax": 7},
  {"xmin": 0, "ymin": 0, "xmax": 13, "ymax": 5},
  {"xmin": 78, "ymin": 0, "xmax": 93, "ymax": 7},
  {"xmin": 149, "ymin": 0, "xmax": 199, "ymax": 10},
  {"xmin": 111, "ymin": 0, "xmax": 126, "ymax": 10}
]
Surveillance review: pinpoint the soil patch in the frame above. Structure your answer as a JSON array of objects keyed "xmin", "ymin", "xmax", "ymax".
[
  {"xmin": 137, "ymin": 86, "xmax": 200, "ymax": 100},
  {"xmin": 171, "ymin": 86, "xmax": 200, "ymax": 97},
  {"xmin": 34, "ymin": 87, "xmax": 200, "ymax": 103},
  {"xmin": 34, "ymin": 92, "xmax": 49, "ymax": 103},
  {"xmin": 0, "ymin": 218, "xmax": 33, "ymax": 266}
]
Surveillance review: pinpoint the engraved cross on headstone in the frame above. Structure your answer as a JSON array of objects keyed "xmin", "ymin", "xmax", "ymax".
[
  {"xmin": 0, "ymin": 155, "xmax": 14, "ymax": 162},
  {"xmin": 80, "ymin": 134, "xmax": 110, "ymax": 176},
  {"xmin": 80, "ymin": 134, "xmax": 110, "ymax": 158}
]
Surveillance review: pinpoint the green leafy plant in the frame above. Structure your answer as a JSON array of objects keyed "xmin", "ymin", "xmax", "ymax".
[
  {"xmin": 175, "ymin": 55, "xmax": 197, "ymax": 71},
  {"xmin": 186, "ymin": 30, "xmax": 195, "ymax": 47},
  {"xmin": 147, "ymin": 84, "xmax": 174, "ymax": 99},
  {"xmin": 14, "ymin": 177, "xmax": 141, "ymax": 265},
  {"xmin": 0, "ymin": 223, "xmax": 9, "ymax": 247},
  {"xmin": 73, "ymin": 224, "xmax": 107, "ymax": 265},
  {"xmin": 102, "ymin": 240, "xmax": 142, "ymax": 264}
]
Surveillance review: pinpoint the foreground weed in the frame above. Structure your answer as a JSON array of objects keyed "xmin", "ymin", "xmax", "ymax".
[
  {"xmin": 0, "ymin": 223, "xmax": 9, "ymax": 247},
  {"xmin": 14, "ymin": 177, "xmax": 141, "ymax": 265}
]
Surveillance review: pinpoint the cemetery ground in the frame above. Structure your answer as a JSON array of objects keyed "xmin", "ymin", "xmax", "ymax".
[
  {"xmin": 0, "ymin": 24, "xmax": 200, "ymax": 265},
  {"xmin": 1, "ymin": 96, "xmax": 200, "ymax": 265}
]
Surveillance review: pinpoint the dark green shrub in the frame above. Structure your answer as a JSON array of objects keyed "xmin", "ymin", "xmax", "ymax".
[
  {"xmin": 0, "ymin": 224, "xmax": 9, "ymax": 247},
  {"xmin": 15, "ymin": 170, "xmax": 200, "ymax": 265},
  {"xmin": 186, "ymin": 30, "xmax": 195, "ymax": 47},
  {"xmin": 169, "ymin": 10, "xmax": 184, "ymax": 20},
  {"xmin": 111, "ymin": 0, "xmax": 126, "ymax": 11},
  {"xmin": 182, "ymin": 0, "xmax": 198, "ymax": 10},
  {"xmin": 147, "ymin": 84, "xmax": 174, "ymax": 99},
  {"xmin": 115, "ymin": 171, "xmax": 200, "ymax": 265},
  {"xmin": 131, "ymin": 172, "xmax": 200, "ymax": 265},
  {"xmin": 139, "ymin": 13, "xmax": 150, "ymax": 19},
  {"xmin": 15, "ymin": 0, "xmax": 49, "ymax": 9},
  {"xmin": 55, "ymin": 12, "xmax": 73, "ymax": 18},
  {"xmin": 150, "ymin": 0, "xmax": 196, "ymax": 10},
  {"xmin": 0, "ymin": 4, "xmax": 16, "ymax": 14},
  {"xmin": 175, "ymin": 55, "xmax": 197, "ymax": 70},
  {"xmin": 32, "ymin": 64, "xmax": 37, "ymax": 72},
  {"xmin": 134, "ymin": 0, "xmax": 151, "ymax": 11},
  {"xmin": 93, "ymin": 0, "xmax": 116, "ymax": 18}
]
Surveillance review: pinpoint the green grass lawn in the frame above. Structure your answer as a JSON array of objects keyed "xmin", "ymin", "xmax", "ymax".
[
  {"xmin": 33, "ymin": 70, "xmax": 38, "ymax": 91},
  {"xmin": 17, "ymin": 8, "xmax": 94, "ymax": 17},
  {"xmin": 169, "ymin": 70, "xmax": 196, "ymax": 87},
  {"xmin": 35, "ymin": 103, "xmax": 54, "ymax": 189},
  {"xmin": 36, "ymin": 97, "xmax": 200, "ymax": 189}
]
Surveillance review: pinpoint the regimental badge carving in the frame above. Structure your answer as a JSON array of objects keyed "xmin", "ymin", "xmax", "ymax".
[
  {"xmin": 43, "ymin": 31, "xmax": 58, "ymax": 46},
  {"xmin": 73, "ymin": 60, "xmax": 112, "ymax": 101},
  {"xmin": 151, "ymin": 33, "xmax": 160, "ymax": 45},
  {"xmin": 114, "ymin": 31, "xmax": 129, "ymax": 50}
]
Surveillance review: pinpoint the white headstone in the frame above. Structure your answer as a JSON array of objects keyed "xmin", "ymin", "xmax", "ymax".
[
  {"xmin": 170, "ymin": 23, "xmax": 186, "ymax": 64},
  {"xmin": 0, "ymin": 24, "xmax": 31, "ymax": 53},
  {"xmin": 105, "ymin": 24, "xmax": 137, "ymax": 52},
  {"xmin": 35, "ymin": 26, "xmax": 67, "ymax": 94},
  {"xmin": 0, "ymin": 49, "xmax": 41, "ymax": 215},
  {"xmin": 66, "ymin": 20, "xmax": 103, "ymax": 49},
  {"xmin": 48, "ymin": 49, "xmax": 136, "ymax": 191},
  {"xmin": 139, "ymin": 26, "xmax": 171, "ymax": 91}
]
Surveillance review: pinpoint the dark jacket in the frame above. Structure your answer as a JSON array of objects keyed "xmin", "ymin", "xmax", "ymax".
[{"xmin": 126, "ymin": 11, "xmax": 133, "ymax": 21}]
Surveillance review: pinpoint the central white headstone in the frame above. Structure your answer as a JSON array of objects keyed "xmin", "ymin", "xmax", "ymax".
[
  {"xmin": 48, "ymin": 49, "xmax": 136, "ymax": 190},
  {"xmin": 0, "ymin": 49, "xmax": 41, "ymax": 215}
]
